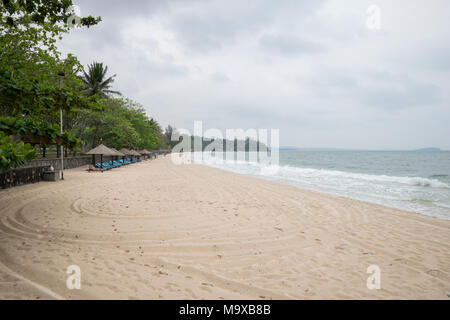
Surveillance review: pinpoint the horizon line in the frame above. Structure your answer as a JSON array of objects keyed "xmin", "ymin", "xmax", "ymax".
[{"xmin": 279, "ymin": 147, "xmax": 449, "ymax": 152}]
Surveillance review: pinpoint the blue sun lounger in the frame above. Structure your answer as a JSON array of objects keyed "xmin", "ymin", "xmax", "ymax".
[
  {"xmin": 95, "ymin": 162, "xmax": 112, "ymax": 170},
  {"xmin": 112, "ymin": 160, "xmax": 122, "ymax": 167}
]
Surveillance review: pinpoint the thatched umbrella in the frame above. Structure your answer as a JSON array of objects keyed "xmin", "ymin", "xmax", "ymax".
[
  {"xmin": 137, "ymin": 150, "xmax": 145, "ymax": 159},
  {"xmin": 110, "ymin": 147, "xmax": 125, "ymax": 156},
  {"xmin": 86, "ymin": 144, "xmax": 117, "ymax": 169},
  {"xmin": 137, "ymin": 149, "xmax": 150, "ymax": 159},
  {"xmin": 110, "ymin": 147, "xmax": 125, "ymax": 165},
  {"xmin": 144, "ymin": 149, "xmax": 152, "ymax": 159},
  {"xmin": 118, "ymin": 148, "xmax": 131, "ymax": 154},
  {"xmin": 129, "ymin": 149, "xmax": 141, "ymax": 161},
  {"xmin": 144, "ymin": 149, "xmax": 153, "ymax": 159},
  {"xmin": 119, "ymin": 148, "xmax": 132, "ymax": 163}
]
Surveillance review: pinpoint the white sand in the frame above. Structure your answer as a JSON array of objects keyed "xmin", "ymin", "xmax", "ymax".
[{"xmin": 0, "ymin": 157, "xmax": 449, "ymax": 299}]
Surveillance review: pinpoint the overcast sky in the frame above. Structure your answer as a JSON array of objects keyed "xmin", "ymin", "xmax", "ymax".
[{"xmin": 58, "ymin": 0, "xmax": 450, "ymax": 150}]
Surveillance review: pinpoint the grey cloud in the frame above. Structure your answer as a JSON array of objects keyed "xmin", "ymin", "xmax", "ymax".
[
  {"xmin": 211, "ymin": 72, "xmax": 230, "ymax": 83},
  {"xmin": 167, "ymin": 0, "xmax": 325, "ymax": 52},
  {"xmin": 360, "ymin": 82, "xmax": 442, "ymax": 109},
  {"xmin": 402, "ymin": 41, "xmax": 450, "ymax": 72},
  {"xmin": 300, "ymin": 68, "xmax": 442, "ymax": 110},
  {"xmin": 259, "ymin": 34, "xmax": 324, "ymax": 55},
  {"xmin": 57, "ymin": 1, "xmax": 450, "ymax": 149},
  {"xmin": 74, "ymin": 0, "xmax": 177, "ymax": 19},
  {"xmin": 70, "ymin": 0, "xmax": 184, "ymax": 50}
]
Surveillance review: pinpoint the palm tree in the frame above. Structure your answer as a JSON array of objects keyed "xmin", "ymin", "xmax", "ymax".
[{"xmin": 82, "ymin": 62, "xmax": 121, "ymax": 97}]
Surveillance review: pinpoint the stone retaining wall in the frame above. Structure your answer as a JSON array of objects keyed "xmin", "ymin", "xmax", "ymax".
[
  {"xmin": 23, "ymin": 155, "xmax": 115, "ymax": 170},
  {"xmin": 0, "ymin": 166, "xmax": 50, "ymax": 189},
  {"xmin": 0, "ymin": 155, "xmax": 115, "ymax": 189}
]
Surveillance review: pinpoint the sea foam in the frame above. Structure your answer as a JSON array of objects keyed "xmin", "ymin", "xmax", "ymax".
[{"xmin": 273, "ymin": 165, "xmax": 450, "ymax": 189}]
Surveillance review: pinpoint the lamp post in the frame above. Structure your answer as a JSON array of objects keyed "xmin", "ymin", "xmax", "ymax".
[{"xmin": 58, "ymin": 71, "xmax": 65, "ymax": 180}]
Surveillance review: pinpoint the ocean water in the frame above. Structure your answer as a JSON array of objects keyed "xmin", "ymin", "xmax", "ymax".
[{"xmin": 195, "ymin": 150, "xmax": 450, "ymax": 220}]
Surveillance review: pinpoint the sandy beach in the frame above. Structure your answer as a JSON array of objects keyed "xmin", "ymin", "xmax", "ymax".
[{"xmin": 0, "ymin": 157, "xmax": 448, "ymax": 300}]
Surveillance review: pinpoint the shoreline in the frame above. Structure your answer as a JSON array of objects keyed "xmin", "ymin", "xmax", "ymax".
[
  {"xmin": 0, "ymin": 157, "xmax": 449, "ymax": 299},
  {"xmin": 198, "ymin": 162, "xmax": 450, "ymax": 223}
]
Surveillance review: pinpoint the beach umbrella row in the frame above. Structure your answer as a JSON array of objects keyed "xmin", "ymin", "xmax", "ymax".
[
  {"xmin": 86, "ymin": 144, "xmax": 117, "ymax": 169},
  {"xmin": 110, "ymin": 147, "xmax": 125, "ymax": 157},
  {"xmin": 86, "ymin": 144, "xmax": 147, "ymax": 169},
  {"xmin": 137, "ymin": 149, "xmax": 152, "ymax": 159},
  {"xmin": 119, "ymin": 148, "xmax": 133, "ymax": 156}
]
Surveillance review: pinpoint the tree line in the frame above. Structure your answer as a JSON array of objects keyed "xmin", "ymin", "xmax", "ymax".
[{"xmin": 0, "ymin": 0, "xmax": 173, "ymax": 172}]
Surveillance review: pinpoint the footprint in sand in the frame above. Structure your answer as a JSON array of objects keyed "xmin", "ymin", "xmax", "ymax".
[
  {"xmin": 426, "ymin": 269, "xmax": 441, "ymax": 277},
  {"xmin": 201, "ymin": 282, "xmax": 214, "ymax": 287}
]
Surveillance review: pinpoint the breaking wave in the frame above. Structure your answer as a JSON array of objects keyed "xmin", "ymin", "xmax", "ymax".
[{"xmin": 271, "ymin": 165, "xmax": 450, "ymax": 189}]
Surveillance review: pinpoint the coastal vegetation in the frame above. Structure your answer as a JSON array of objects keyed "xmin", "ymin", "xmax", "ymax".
[{"xmin": 0, "ymin": 0, "xmax": 170, "ymax": 172}]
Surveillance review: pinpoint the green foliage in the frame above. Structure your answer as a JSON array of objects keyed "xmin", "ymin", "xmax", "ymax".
[
  {"xmin": 120, "ymin": 100, "xmax": 162, "ymax": 150},
  {"xmin": 0, "ymin": 0, "xmax": 96, "ymax": 164},
  {"xmin": 163, "ymin": 125, "xmax": 178, "ymax": 149},
  {"xmin": 0, "ymin": 131, "xmax": 35, "ymax": 172},
  {"xmin": 60, "ymin": 131, "xmax": 83, "ymax": 151},
  {"xmin": 0, "ymin": 2, "xmax": 165, "ymax": 172},
  {"xmin": 0, "ymin": 116, "xmax": 82, "ymax": 149},
  {"xmin": 0, "ymin": 0, "xmax": 101, "ymax": 117},
  {"xmin": 0, "ymin": 0, "xmax": 101, "ymax": 28},
  {"xmin": 0, "ymin": 116, "xmax": 59, "ymax": 143},
  {"xmin": 82, "ymin": 62, "xmax": 121, "ymax": 97},
  {"xmin": 72, "ymin": 97, "xmax": 163, "ymax": 150},
  {"xmin": 0, "ymin": 37, "xmax": 98, "ymax": 117}
]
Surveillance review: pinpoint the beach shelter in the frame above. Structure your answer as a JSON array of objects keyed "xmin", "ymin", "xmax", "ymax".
[
  {"xmin": 129, "ymin": 149, "xmax": 142, "ymax": 161},
  {"xmin": 138, "ymin": 149, "xmax": 150, "ymax": 159},
  {"xmin": 86, "ymin": 144, "xmax": 117, "ymax": 169},
  {"xmin": 137, "ymin": 150, "xmax": 146, "ymax": 159},
  {"xmin": 119, "ymin": 148, "xmax": 133, "ymax": 162},
  {"xmin": 144, "ymin": 149, "xmax": 152, "ymax": 160},
  {"xmin": 109, "ymin": 147, "xmax": 125, "ymax": 164},
  {"xmin": 110, "ymin": 147, "xmax": 125, "ymax": 158},
  {"xmin": 110, "ymin": 147, "xmax": 125, "ymax": 156},
  {"xmin": 118, "ymin": 148, "xmax": 131, "ymax": 155}
]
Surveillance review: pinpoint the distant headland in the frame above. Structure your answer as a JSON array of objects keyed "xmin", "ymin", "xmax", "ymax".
[{"xmin": 414, "ymin": 147, "xmax": 442, "ymax": 152}]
